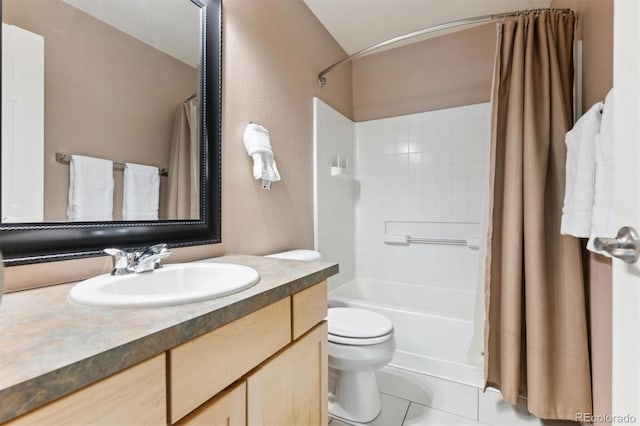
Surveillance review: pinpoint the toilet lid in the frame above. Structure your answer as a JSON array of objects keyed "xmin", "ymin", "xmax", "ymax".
[{"xmin": 327, "ymin": 307, "xmax": 393, "ymax": 339}]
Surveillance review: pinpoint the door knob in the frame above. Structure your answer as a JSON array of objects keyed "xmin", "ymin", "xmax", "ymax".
[{"xmin": 594, "ymin": 226, "xmax": 640, "ymax": 263}]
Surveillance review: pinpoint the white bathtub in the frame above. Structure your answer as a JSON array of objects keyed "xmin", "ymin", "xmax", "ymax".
[{"xmin": 329, "ymin": 278, "xmax": 483, "ymax": 387}]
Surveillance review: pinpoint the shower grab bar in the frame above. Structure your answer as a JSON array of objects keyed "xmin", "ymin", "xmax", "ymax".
[
  {"xmin": 408, "ymin": 237, "xmax": 467, "ymax": 246},
  {"xmin": 55, "ymin": 153, "xmax": 169, "ymax": 177},
  {"xmin": 383, "ymin": 221, "xmax": 480, "ymax": 248},
  {"xmin": 384, "ymin": 234, "xmax": 470, "ymax": 246}
]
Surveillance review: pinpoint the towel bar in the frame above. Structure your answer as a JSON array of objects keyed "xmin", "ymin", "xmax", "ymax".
[{"xmin": 55, "ymin": 153, "xmax": 169, "ymax": 177}]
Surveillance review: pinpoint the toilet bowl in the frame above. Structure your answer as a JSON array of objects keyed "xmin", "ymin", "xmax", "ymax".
[
  {"xmin": 327, "ymin": 307, "xmax": 395, "ymax": 423},
  {"xmin": 266, "ymin": 250, "xmax": 395, "ymax": 423}
]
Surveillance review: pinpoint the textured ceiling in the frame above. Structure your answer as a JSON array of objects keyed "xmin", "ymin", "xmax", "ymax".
[
  {"xmin": 61, "ymin": 0, "xmax": 201, "ymax": 67},
  {"xmin": 303, "ymin": 0, "xmax": 552, "ymax": 55}
]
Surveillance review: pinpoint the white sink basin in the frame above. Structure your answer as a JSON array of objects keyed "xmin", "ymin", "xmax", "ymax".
[{"xmin": 68, "ymin": 263, "xmax": 260, "ymax": 308}]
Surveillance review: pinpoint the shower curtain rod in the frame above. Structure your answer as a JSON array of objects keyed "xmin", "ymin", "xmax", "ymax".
[{"xmin": 318, "ymin": 8, "xmax": 573, "ymax": 87}]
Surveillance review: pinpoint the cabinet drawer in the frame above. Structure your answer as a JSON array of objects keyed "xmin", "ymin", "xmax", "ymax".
[
  {"xmin": 177, "ymin": 381, "xmax": 246, "ymax": 426},
  {"xmin": 169, "ymin": 298, "xmax": 291, "ymax": 423},
  {"xmin": 7, "ymin": 354, "xmax": 166, "ymax": 426},
  {"xmin": 292, "ymin": 281, "xmax": 327, "ymax": 339}
]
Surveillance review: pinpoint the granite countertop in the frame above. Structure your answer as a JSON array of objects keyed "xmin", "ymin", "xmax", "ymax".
[{"xmin": 0, "ymin": 254, "xmax": 338, "ymax": 423}]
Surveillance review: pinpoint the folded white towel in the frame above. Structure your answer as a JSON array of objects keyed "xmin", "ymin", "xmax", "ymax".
[
  {"xmin": 243, "ymin": 123, "xmax": 281, "ymax": 189},
  {"xmin": 588, "ymin": 88, "xmax": 615, "ymax": 255},
  {"xmin": 67, "ymin": 155, "xmax": 114, "ymax": 221},
  {"xmin": 561, "ymin": 101, "xmax": 603, "ymax": 237},
  {"xmin": 123, "ymin": 163, "xmax": 159, "ymax": 221}
]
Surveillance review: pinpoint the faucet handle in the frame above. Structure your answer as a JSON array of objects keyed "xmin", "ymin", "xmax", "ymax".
[
  {"xmin": 104, "ymin": 248, "xmax": 130, "ymax": 275},
  {"xmin": 131, "ymin": 244, "xmax": 171, "ymax": 273},
  {"xmin": 141, "ymin": 243, "xmax": 168, "ymax": 256},
  {"xmin": 151, "ymin": 249, "xmax": 171, "ymax": 270}
]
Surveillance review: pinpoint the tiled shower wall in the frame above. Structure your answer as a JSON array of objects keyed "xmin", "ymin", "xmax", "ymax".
[{"xmin": 355, "ymin": 103, "xmax": 491, "ymax": 292}]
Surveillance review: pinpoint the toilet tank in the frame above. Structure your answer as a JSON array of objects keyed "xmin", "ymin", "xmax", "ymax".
[{"xmin": 266, "ymin": 249, "xmax": 322, "ymax": 261}]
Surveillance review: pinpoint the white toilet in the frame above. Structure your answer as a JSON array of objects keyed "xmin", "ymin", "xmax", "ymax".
[
  {"xmin": 327, "ymin": 307, "xmax": 395, "ymax": 423},
  {"xmin": 267, "ymin": 249, "xmax": 395, "ymax": 423},
  {"xmin": 265, "ymin": 249, "xmax": 323, "ymax": 261}
]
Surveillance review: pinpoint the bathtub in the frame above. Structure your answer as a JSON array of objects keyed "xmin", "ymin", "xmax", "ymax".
[{"xmin": 329, "ymin": 277, "xmax": 484, "ymax": 387}]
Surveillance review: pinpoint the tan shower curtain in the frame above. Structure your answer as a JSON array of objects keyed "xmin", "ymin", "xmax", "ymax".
[
  {"xmin": 484, "ymin": 11, "xmax": 592, "ymax": 419},
  {"xmin": 166, "ymin": 98, "xmax": 200, "ymax": 219}
]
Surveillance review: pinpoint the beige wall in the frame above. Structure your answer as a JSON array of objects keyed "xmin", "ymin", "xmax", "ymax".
[
  {"xmin": 551, "ymin": 0, "xmax": 614, "ymax": 421},
  {"xmin": 219, "ymin": 0, "xmax": 352, "ymax": 256},
  {"xmin": 352, "ymin": 23, "xmax": 496, "ymax": 122},
  {"xmin": 4, "ymin": 0, "xmax": 353, "ymax": 291},
  {"xmin": 3, "ymin": 0, "xmax": 197, "ymax": 221}
]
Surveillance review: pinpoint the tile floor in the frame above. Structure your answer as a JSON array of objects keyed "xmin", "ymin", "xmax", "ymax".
[
  {"xmin": 329, "ymin": 393, "xmax": 489, "ymax": 426},
  {"xmin": 327, "ymin": 366, "xmax": 563, "ymax": 426}
]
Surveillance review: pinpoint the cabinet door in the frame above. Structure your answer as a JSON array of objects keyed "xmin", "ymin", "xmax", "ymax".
[
  {"xmin": 177, "ymin": 381, "xmax": 246, "ymax": 426},
  {"xmin": 247, "ymin": 322, "xmax": 328, "ymax": 426}
]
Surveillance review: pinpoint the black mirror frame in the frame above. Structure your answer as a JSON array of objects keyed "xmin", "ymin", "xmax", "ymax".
[{"xmin": 0, "ymin": 0, "xmax": 222, "ymax": 266}]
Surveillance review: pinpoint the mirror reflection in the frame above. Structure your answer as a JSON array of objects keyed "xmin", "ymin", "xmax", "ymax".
[{"xmin": 1, "ymin": 0, "xmax": 201, "ymax": 223}]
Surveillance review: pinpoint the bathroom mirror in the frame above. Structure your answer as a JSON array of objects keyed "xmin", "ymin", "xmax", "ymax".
[{"xmin": 0, "ymin": 0, "xmax": 222, "ymax": 264}]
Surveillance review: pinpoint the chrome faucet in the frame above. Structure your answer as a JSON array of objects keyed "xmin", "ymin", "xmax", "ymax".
[{"xmin": 104, "ymin": 244, "xmax": 171, "ymax": 275}]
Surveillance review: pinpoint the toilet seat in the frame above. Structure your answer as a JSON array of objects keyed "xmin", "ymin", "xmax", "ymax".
[
  {"xmin": 328, "ymin": 332, "xmax": 393, "ymax": 345},
  {"xmin": 328, "ymin": 308, "xmax": 393, "ymax": 346}
]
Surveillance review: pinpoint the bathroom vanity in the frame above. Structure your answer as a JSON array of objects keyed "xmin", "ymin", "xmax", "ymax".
[{"xmin": 0, "ymin": 255, "xmax": 336, "ymax": 425}]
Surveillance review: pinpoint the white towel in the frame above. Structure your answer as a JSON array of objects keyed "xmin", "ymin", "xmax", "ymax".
[
  {"xmin": 242, "ymin": 123, "xmax": 281, "ymax": 188},
  {"xmin": 123, "ymin": 163, "xmax": 159, "ymax": 221},
  {"xmin": 588, "ymin": 89, "xmax": 615, "ymax": 255},
  {"xmin": 67, "ymin": 155, "xmax": 114, "ymax": 221},
  {"xmin": 561, "ymin": 101, "xmax": 603, "ymax": 237}
]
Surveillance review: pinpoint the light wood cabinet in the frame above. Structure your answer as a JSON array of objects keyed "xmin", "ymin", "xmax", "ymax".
[
  {"xmin": 247, "ymin": 322, "xmax": 328, "ymax": 426},
  {"xmin": 177, "ymin": 381, "xmax": 246, "ymax": 426},
  {"xmin": 292, "ymin": 280, "xmax": 327, "ymax": 339},
  {"xmin": 7, "ymin": 354, "xmax": 166, "ymax": 426},
  {"xmin": 169, "ymin": 297, "xmax": 291, "ymax": 423}
]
